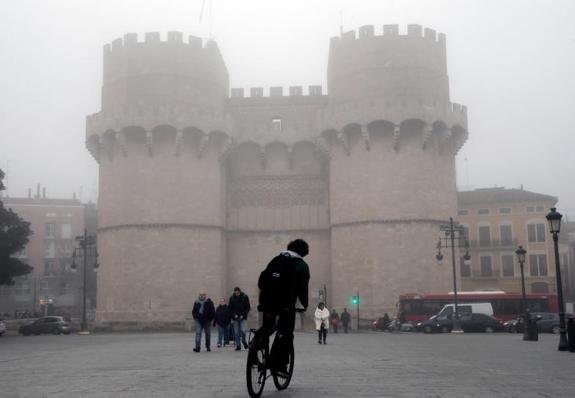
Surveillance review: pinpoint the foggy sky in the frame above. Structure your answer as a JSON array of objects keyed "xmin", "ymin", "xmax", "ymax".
[{"xmin": 1, "ymin": 0, "xmax": 574, "ymax": 217}]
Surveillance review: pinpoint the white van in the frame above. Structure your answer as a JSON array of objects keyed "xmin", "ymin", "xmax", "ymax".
[{"xmin": 437, "ymin": 302, "xmax": 494, "ymax": 318}]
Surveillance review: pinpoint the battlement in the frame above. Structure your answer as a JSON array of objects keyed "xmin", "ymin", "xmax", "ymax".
[
  {"xmin": 332, "ymin": 24, "xmax": 446, "ymax": 45},
  {"xmin": 103, "ymin": 31, "xmax": 217, "ymax": 54},
  {"xmin": 229, "ymin": 85, "xmax": 324, "ymax": 99}
]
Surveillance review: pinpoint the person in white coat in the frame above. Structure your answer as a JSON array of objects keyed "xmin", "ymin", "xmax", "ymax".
[{"xmin": 314, "ymin": 302, "xmax": 330, "ymax": 344}]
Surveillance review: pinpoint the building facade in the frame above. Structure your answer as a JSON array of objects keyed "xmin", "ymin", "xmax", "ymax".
[
  {"xmin": 0, "ymin": 188, "xmax": 94, "ymax": 319},
  {"xmin": 86, "ymin": 25, "xmax": 468, "ymax": 326},
  {"xmin": 457, "ymin": 188, "xmax": 571, "ymax": 298}
]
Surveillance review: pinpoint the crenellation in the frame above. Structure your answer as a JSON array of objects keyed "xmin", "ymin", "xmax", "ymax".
[
  {"xmin": 250, "ymin": 87, "xmax": 264, "ymax": 97},
  {"xmin": 112, "ymin": 38, "xmax": 123, "ymax": 51},
  {"xmin": 188, "ymin": 35, "xmax": 202, "ymax": 48},
  {"xmin": 167, "ymin": 31, "xmax": 183, "ymax": 43},
  {"xmin": 383, "ymin": 24, "xmax": 399, "ymax": 35},
  {"xmin": 145, "ymin": 32, "xmax": 160, "ymax": 43},
  {"xmin": 359, "ymin": 25, "xmax": 374, "ymax": 38},
  {"xmin": 289, "ymin": 86, "xmax": 302, "ymax": 96},
  {"xmin": 124, "ymin": 33, "xmax": 138, "ymax": 46},
  {"xmin": 341, "ymin": 30, "xmax": 356, "ymax": 41},
  {"xmin": 424, "ymin": 28, "xmax": 436, "ymax": 41},
  {"xmin": 407, "ymin": 24, "xmax": 423, "ymax": 37}
]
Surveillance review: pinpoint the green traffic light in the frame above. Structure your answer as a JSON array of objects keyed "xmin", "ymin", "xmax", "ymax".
[{"xmin": 351, "ymin": 295, "xmax": 359, "ymax": 305}]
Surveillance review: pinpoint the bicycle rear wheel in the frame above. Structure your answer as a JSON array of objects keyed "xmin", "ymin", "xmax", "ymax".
[
  {"xmin": 246, "ymin": 337, "xmax": 268, "ymax": 398},
  {"xmin": 272, "ymin": 344, "xmax": 294, "ymax": 390}
]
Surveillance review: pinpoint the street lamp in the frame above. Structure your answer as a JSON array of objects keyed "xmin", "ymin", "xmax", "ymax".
[
  {"xmin": 515, "ymin": 245, "xmax": 527, "ymax": 315},
  {"xmin": 546, "ymin": 207, "xmax": 568, "ymax": 351},
  {"xmin": 436, "ymin": 218, "xmax": 470, "ymax": 333},
  {"xmin": 71, "ymin": 228, "xmax": 98, "ymax": 334}
]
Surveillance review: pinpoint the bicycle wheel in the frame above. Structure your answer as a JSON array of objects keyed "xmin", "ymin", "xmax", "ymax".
[
  {"xmin": 272, "ymin": 344, "xmax": 294, "ymax": 390},
  {"xmin": 246, "ymin": 337, "xmax": 268, "ymax": 398}
]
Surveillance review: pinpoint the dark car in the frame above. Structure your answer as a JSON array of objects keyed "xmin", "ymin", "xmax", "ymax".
[
  {"xmin": 505, "ymin": 312, "xmax": 572, "ymax": 334},
  {"xmin": 417, "ymin": 313, "xmax": 503, "ymax": 333},
  {"xmin": 0, "ymin": 319, "xmax": 6, "ymax": 336},
  {"xmin": 18, "ymin": 316, "xmax": 72, "ymax": 336}
]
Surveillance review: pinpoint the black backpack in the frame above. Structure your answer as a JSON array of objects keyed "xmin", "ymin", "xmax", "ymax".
[{"xmin": 258, "ymin": 253, "xmax": 297, "ymax": 312}]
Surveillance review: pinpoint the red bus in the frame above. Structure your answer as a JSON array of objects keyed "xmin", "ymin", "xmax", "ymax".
[{"xmin": 399, "ymin": 291, "xmax": 558, "ymax": 322}]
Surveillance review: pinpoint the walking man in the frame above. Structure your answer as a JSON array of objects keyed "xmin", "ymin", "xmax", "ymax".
[
  {"xmin": 341, "ymin": 307, "xmax": 351, "ymax": 333},
  {"xmin": 229, "ymin": 286, "xmax": 251, "ymax": 351},
  {"xmin": 192, "ymin": 290, "xmax": 215, "ymax": 352},
  {"xmin": 330, "ymin": 308, "xmax": 340, "ymax": 333}
]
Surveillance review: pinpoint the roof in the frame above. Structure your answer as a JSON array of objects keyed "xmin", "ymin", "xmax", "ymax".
[
  {"xmin": 457, "ymin": 188, "xmax": 557, "ymax": 206},
  {"xmin": 1, "ymin": 197, "xmax": 82, "ymax": 207}
]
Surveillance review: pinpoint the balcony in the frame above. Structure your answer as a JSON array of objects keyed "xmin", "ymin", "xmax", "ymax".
[{"xmin": 469, "ymin": 239, "xmax": 518, "ymax": 251}]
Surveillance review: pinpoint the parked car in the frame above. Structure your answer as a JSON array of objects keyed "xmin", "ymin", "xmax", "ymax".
[
  {"xmin": 416, "ymin": 313, "xmax": 503, "ymax": 333},
  {"xmin": 18, "ymin": 316, "xmax": 72, "ymax": 336},
  {"xmin": 505, "ymin": 312, "xmax": 573, "ymax": 334},
  {"xmin": 0, "ymin": 319, "xmax": 6, "ymax": 336}
]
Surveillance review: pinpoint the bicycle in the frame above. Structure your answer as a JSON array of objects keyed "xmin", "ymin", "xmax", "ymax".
[{"xmin": 246, "ymin": 310, "xmax": 303, "ymax": 398}]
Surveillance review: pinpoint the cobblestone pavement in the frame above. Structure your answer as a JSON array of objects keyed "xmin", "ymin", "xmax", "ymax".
[{"xmin": 0, "ymin": 330, "xmax": 573, "ymax": 398}]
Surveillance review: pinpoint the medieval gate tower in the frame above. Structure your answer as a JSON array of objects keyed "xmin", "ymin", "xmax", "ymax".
[{"xmin": 87, "ymin": 25, "xmax": 468, "ymax": 326}]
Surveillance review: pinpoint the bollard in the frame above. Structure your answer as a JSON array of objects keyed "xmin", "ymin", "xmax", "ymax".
[
  {"xmin": 568, "ymin": 316, "xmax": 575, "ymax": 352},
  {"xmin": 522, "ymin": 314, "xmax": 539, "ymax": 341}
]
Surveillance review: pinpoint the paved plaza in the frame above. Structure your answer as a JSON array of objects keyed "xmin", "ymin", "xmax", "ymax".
[{"xmin": 0, "ymin": 330, "xmax": 573, "ymax": 398}]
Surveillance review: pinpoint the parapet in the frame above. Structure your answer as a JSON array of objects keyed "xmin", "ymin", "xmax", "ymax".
[
  {"xmin": 229, "ymin": 86, "xmax": 324, "ymax": 99},
  {"xmin": 103, "ymin": 31, "xmax": 216, "ymax": 54},
  {"xmin": 331, "ymin": 24, "xmax": 446, "ymax": 45}
]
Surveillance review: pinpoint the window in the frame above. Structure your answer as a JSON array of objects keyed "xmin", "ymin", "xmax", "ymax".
[
  {"xmin": 529, "ymin": 254, "xmax": 548, "ymax": 276},
  {"xmin": 61, "ymin": 223, "xmax": 72, "ymax": 239},
  {"xmin": 478, "ymin": 209, "xmax": 489, "ymax": 215},
  {"xmin": 502, "ymin": 255, "xmax": 515, "ymax": 277},
  {"xmin": 527, "ymin": 206, "xmax": 535, "ymax": 213},
  {"xmin": 271, "ymin": 117, "xmax": 282, "ymax": 132},
  {"xmin": 500, "ymin": 225, "xmax": 513, "ymax": 246},
  {"xmin": 460, "ymin": 257, "xmax": 471, "ymax": 277},
  {"xmin": 535, "ymin": 206, "xmax": 544, "ymax": 212},
  {"xmin": 499, "ymin": 207, "xmax": 511, "ymax": 214},
  {"xmin": 458, "ymin": 210, "xmax": 468, "ymax": 216},
  {"xmin": 478, "ymin": 226, "xmax": 491, "ymax": 247},
  {"xmin": 45, "ymin": 223, "xmax": 55, "ymax": 238},
  {"xmin": 480, "ymin": 256, "xmax": 493, "ymax": 277},
  {"xmin": 44, "ymin": 240, "xmax": 55, "ymax": 258},
  {"xmin": 61, "ymin": 240, "xmax": 73, "ymax": 257},
  {"xmin": 527, "ymin": 224, "xmax": 545, "ymax": 243},
  {"xmin": 461, "ymin": 226, "xmax": 470, "ymax": 241},
  {"xmin": 44, "ymin": 260, "xmax": 56, "ymax": 276}
]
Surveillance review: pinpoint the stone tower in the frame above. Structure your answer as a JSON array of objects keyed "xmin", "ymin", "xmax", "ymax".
[{"xmin": 87, "ymin": 25, "xmax": 468, "ymax": 327}]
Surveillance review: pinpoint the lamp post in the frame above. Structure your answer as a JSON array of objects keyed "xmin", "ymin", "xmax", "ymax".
[
  {"xmin": 71, "ymin": 228, "xmax": 98, "ymax": 334},
  {"xmin": 546, "ymin": 207, "xmax": 568, "ymax": 351},
  {"xmin": 436, "ymin": 218, "xmax": 471, "ymax": 333},
  {"xmin": 515, "ymin": 245, "xmax": 527, "ymax": 315}
]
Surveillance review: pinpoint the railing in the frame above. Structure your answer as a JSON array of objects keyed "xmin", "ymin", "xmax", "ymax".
[{"xmin": 468, "ymin": 239, "xmax": 518, "ymax": 250}]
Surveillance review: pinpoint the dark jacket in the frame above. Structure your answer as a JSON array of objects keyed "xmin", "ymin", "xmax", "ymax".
[
  {"xmin": 341, "ymin": 311, "xmax": 351, "ymax": 325},
  {"xmin": 258, "ymin": 251, "xmax": 310, "ymax": 313},
  {"xmin": 214, "ymin": 304, "xmax": 230, "ymax": 327},
  {"xmin": 192, "ymin": 298, "xmax": 215, "ymax": 323},
  {"xmin": 228, "ymin": 292, "xmax": 251, "ymax": 319}
]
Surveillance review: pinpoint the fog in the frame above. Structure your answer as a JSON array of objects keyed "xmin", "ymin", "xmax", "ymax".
[{"xmin": 0, "ymin": 0, "xmax": 574, "ymax": 217}]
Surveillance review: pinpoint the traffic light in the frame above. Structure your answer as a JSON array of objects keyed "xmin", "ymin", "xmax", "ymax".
[{"xmin": 351, "ymin": 295, "xmax": 359, "ymax": 305}]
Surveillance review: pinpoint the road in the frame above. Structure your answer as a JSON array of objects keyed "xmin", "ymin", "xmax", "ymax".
[{"xmin": 0, "ymin": 330, "xmax": 573, "ymax": 398}]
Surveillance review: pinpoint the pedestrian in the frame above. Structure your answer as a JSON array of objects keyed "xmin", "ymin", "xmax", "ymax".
[
  {"xmin": 315, "ymin": 302, "xmax": 330, "ymax": 344},
  {"xmin": 192, "ymin": 290, "xmax": 215, "ymax": 352},
  {"xmin": 228, "ymin": 286, "xmax": 251, "ymax": 351},
  {"xmin": 330, "ymin": 308, "xmax": 340, "ymax": 333},
  {"xmin": 213, "ymin": 298, "xmax": 231, "ymax": 348},
  {"xmin": 341, "ymin": 307, "xmax": 351, "ymax": 333},
  {"xmin": 382, "ymin": 312, "xmax": 390, "ymax": 330}
]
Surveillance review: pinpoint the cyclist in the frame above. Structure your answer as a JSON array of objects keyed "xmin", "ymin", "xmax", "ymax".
[{"xmin": 257, "ymin": 239, "xmax": 310, "ymax": 376}]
